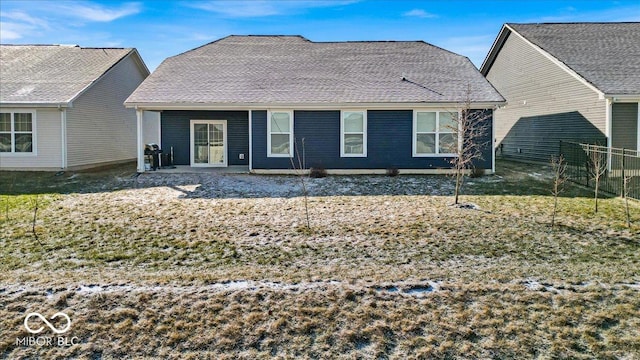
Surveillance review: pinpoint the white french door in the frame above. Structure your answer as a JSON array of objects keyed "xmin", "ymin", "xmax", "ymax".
[{"xmin": 190, "ymin": 120, "xmax": 227, "ymax": 167}]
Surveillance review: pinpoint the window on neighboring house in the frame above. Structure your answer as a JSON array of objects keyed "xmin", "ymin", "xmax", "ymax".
[
  {"xmin": 413, "ymin": 111, "xmax": 458, "ymax": 156},
  {"xmin": 341, "ymin": 111, "xmax": 367, "ymax": 157},
  {"xmin": 0, "ymin": 111, "xmax": 34, "ymax": 153},
  {"xmin": 267, "ymin": 110, "xmax": 293, "ymax": 157}
]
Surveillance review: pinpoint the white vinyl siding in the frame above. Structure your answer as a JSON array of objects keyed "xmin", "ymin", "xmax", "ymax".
[
  {"xmin": 340, "ymin": 110, "xmax": 367, "ymax": 157},
  {"xmin": 65, "ymin": 53, "xmax": 147, "ymax": 167},
  {"xmin": 0, "ymin": 108, "xmax": 62, "ymax": 169},
  {"xmin": 267, "ymin": 110, "xmax": 294, "ymax": 157},
  {"xmin": 486, "ymin": 32, "xmax": 606, "ymax": 159},
  {"xmin": 413, "ymin": 110, "xmax": 458, "ymax": 156}
]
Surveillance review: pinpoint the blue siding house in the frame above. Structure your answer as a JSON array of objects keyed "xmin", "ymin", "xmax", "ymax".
[{"xmin": 125, "ymin": 35, "xmax": 504, "ymax": 174}]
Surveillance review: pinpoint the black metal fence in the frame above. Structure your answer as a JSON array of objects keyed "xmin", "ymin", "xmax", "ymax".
[{"xmin": 559, "ymin": 141, "xmax": 640, "ymax": 200}]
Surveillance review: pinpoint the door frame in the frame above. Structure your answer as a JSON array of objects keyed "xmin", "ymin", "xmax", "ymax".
[{"xmin": 190, "ymin": 119, "xmax": 228, "ymax": 167}]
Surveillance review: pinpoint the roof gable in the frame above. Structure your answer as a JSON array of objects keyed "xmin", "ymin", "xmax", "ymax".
[
  {"xmin": 0, "ymin": 45, "xmax": 144, "ymax": 105},
  {"xmin": 127, "ymin": 35, "xmax": 504, "ymax": 106},
  {"xmin": 482, "ymin": 22, "xmax": 640, "ymax": 96}
]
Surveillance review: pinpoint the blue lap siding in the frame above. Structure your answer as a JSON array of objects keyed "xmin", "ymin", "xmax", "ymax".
[
  {"xmin": 252, "ymin": 110, "xmax": 493, "ymax": 170},
  {"xmin": 160, "ymin": 110, "xmax": 249, "ymax": 166}
]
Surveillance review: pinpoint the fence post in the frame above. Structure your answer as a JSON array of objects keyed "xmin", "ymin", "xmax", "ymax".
[
  {"xmin": 585, "ymin": 143, "xmax": 590, "ymax": 186},
  {"xmin": 621, "ymin": 148, "xmax": 625, "ymax": 198}
]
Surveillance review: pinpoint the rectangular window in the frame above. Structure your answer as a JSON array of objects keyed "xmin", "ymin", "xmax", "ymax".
[
  {"xmin": 341, "ymin": 110, "xmax": 367, "ymax": 157},
  {"xmin": 413, "ymin": 110, "xmax": 458, "ymax": 156},
  {"xmin": 0, "ymin": 111, "xmax": 34, "ymax": 153},
  {"xmin": 267, "ymin": 110, "xmax": 293, "ymax": 157}
]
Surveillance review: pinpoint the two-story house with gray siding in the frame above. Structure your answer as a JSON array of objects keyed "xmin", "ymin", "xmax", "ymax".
[
  {"xmin": 481, "ymin": 22, "xmax": 640, "ymax": 162},
  {"xmin": 125, "ymin": 35, "xmax": 504, "ymax": 174},
  {"xmin": 0, "ymin": 45, "xmax": 150, "ymax": 170}
]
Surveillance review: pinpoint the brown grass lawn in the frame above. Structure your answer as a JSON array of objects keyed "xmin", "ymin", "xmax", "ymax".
[{"xmin": 1, "ymin": 161, "xmax": 639, "ymax": 359}]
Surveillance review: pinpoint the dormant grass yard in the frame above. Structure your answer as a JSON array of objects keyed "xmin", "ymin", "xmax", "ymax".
[{"xmin": 1, "ymin": 161, "xmax": 639, "ymax": 359}]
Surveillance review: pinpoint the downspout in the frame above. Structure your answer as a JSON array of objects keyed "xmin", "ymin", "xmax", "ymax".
[
  {"xmin": 248, "ymin": 110, "xmax": 253, "ymax": 172},
  {"xmin": 136, "ymin": 107, "xmax": 145, "ymax": 172},
  {"xmin": 606, "ymin": 98, "xmax": 613, "ymax": 171},
  {"xmin": 59, "ymin": 105, "xmax": 67, "ymax": 169},
  {"xmin": 605, "ymin": 98, "xmax": 612, "ymax": 148},
  {"xmin": 491, "ymin": 106, "xmax": 496, "ymax": 174}
]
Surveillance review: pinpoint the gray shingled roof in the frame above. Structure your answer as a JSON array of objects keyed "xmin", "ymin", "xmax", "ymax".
[
  {"xmin": 126, "ymin": 36, "xmax": 504, "ymax": 105},
  {"xmin": 508, "ymin": 23, "xmax": 640, "ymax": 95},
  {"xmin": 0, "ymin": 45, "xmax": 133, "ymax": 105}
]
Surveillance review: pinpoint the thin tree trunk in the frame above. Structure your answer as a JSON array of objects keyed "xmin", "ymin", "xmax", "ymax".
[
  {"xmin": 552, "ymin": 196, "xmax": 558, "ymax": 229},
  {"xmin": 32, "ymin": 195, "xmax": 43, "ymax": 245},
  {"xmin": 288, "ymin": 137, "xmax": 311, "ymax": 230},
  {"xmin": 454, "ymin": 170, "xmax": 462, "ymax": 205},
  {"xmin": 594, "ymin": 182, "xmax": 599, "ymax": 213}
]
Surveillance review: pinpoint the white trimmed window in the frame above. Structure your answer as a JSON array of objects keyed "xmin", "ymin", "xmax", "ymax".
[
  {"xmin": 267, "ymin": 110, "xmax": 294, "ymax": 157},
  {"xmin": 340, "ymin": 110, "xmax": 367, "ymax": 157},
  {"xmin": 413, "ymin": 111, "xmax": 458, "ymax": 156},
  {"xmin": 0, "ymin": 111, "xmax": 35, "ymax": 154}
]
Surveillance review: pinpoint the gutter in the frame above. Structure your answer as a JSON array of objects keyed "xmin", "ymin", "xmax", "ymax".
[
  {"xmin": 605, "ymin": 94, "xmax": 640, "ymax": 102},
  {"xmin": 0, "ymin": 102, "xmax": 71, "ymax": 108},
  {"xmin": 124, "ymin": 101, "xmax": 507, "ymax": 111}
]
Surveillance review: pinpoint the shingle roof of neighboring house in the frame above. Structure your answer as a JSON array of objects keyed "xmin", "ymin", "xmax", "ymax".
[
  {"xmin": 126, "ymin": 35, "xmax": 504, "ymax": 106},
  {"xmin": 0, "ymin": 45, "xmax": 137, "ymax": 105},
  {"xmin": 482, "ymin": 22, "xmax": 640, "ymax": 96}
]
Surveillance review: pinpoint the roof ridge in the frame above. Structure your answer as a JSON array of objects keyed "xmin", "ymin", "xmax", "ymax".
[
  {"xmin": 0, "ymin": 44, "xmax": 131, "ymax": 50},
  {"xmin": 165, "ymin": 35, "xmax": 468, "ymax": 62},
  {"xmin": 168, "ymin": 35, "xmax": 310, "ymax": 59},
  {"xmin": 508, "ymin": 21, "xmax": 640, "ymax": 25}
]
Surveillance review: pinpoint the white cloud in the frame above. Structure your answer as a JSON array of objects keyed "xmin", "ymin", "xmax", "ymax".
[
  {"xmin": 187, "ymin": 0, "xmax": 357, "ymax": 18},
  {"xmin": 0, "ymin": 10, "xmax": 49, "ymax": 41},
  {"xmin": 0, "ymin": 22, "xmax": 23, "ymax": 40},
  {"xmin": 403, "ymin": 9, "xmax": 437, "ymax": 18},
  {"xmin": 57, "ymin": 2, "xmax": 142, "ymax": 22},
  {"xmin": 531, "ymin": 4, "xmax": 640, "ymax": 22},
  {"xmin": 2, "ymin": 11, "xmax": 47, "ymax": 27},
  {"xmin": 189, "ymin": 1, "xmax": 279, "ymax": 17}
]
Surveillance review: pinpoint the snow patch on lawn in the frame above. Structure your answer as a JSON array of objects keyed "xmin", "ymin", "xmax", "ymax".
[
  {"xmin": 77, "ymin": 285, "xmax": 107, "ymax": 294},
  {"xmin": 65, "ymin": 280, "xmax": 440, "ymax": 297}
]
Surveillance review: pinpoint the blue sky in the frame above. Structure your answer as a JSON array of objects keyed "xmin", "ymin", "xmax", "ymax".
[{"xmin": 1, "ymin": 0, "xmax": 639, "ymax": 71}]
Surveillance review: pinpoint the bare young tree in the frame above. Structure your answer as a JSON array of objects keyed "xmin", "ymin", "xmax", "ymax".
[
  {"xmin": 586, "ymin": 145, "xmax": 607, "ymax": 213},
  {"xmin": 445, "ymin": 92, "xmax": 491, "ymax": 205},
  {"xmin": 288, "ymin": 137, "xmax": 311, "ymax": 230},
  {"xmin": 31, "ymin": 194, "xmax": 43, "ymax": 245},
  {"xmin": 550, "ymin": 154, "xmax": 568, "ymax": 229}
]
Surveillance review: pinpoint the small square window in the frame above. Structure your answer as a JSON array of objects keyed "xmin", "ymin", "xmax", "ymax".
[
  {"xmin": 414, "ymin": 111, "xmax": 458, "ymax": 156},
  {"xmin": 0, "ymin": 111, "xmax": 35, "ymax": 154}
]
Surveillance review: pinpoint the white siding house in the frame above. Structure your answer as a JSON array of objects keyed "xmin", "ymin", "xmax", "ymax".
[
  {"xmin": 481, "ymin": 23, "xmax": 640, "ymax": 162},
  {"xmin": 0, "ymin": 45, "xmax": 149, "ymax": 170}
]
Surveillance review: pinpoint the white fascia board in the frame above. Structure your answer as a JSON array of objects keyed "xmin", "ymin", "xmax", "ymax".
[
  {"xmin": 0, "ymin": 102, "xmax": 70, "ymax": 108},
  {"xmin": 605, "ymin": 94, "xmax": 640, "ymax": 102},
  {"xmin": 480, "ymin": 24, "xmax": 510, "ymax": 74},
  {"xmin": 506, "ymin": 24, "xmax": 605, "ymax": 99},
  {"xmin": 130, "ymin": 49, "xmax": 151, "ymax": 77},
  {"xmin": 125, "ymin": 101, "xmax": 505, "ymax": 111}
]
